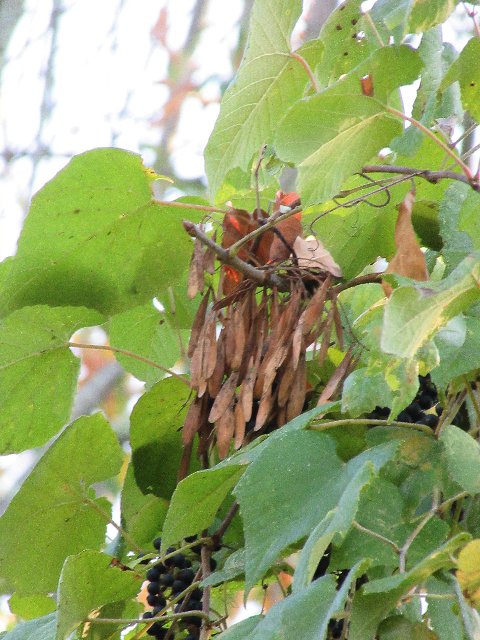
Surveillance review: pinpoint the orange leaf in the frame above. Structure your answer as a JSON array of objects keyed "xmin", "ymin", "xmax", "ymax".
[
  {"xmin": 269, "ymin": 213, "xmax": 303, "ymax": 262},
  {"xmin": 383, "ymin": 190, "xmax": 428, "ymax": 296}
]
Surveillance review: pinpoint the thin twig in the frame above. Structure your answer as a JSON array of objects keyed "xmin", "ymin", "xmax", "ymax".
[
  {"xmin": 68, "ymin": 342, "xmax": 191, "ymax": 387},
  {"xmin": 290, "ymin": 51, "xmax": 320, "ymax": 92},
  {"xmin": 183, "ymin": 220, "xmax": 289, "ymax": 291},
  {"xmin": 463, "ymin": 2, "xmax": 480, "ymax": 38},
  {"xmin": 352, "ymin": 520, "xmax": 400, "ymax": 553},
  {"xmin": 86, "ymin": 611, "xmax": 212, "ymax": 626},
  {"xmin": 385, "ymin": 106, "xmax": 475, "ymax": 182},
  {"xmin": 361, "ymin": 164, "xmax": 475, "ymax": 188},
  {"xmin": 212, "ymin": 502, "xmax": 239, "ymax": 544},
  {"xmin": 309, "ymin": 418, "xmax": 434, "ymax": 436}
]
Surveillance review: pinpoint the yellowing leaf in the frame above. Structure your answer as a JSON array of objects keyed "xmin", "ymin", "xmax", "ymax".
[{"xmin": 457, "ymin": 539, "xmax": 480, "ymax": 609}]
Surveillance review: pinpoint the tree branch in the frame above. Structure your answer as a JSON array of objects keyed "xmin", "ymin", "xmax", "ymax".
[
  {"xmin": 361, "ymin": 164, "xmax": 477, "ymax": 188},
  {"xmin": 182, "ymin": 220, "xmax": 289, "ymax": 291}
]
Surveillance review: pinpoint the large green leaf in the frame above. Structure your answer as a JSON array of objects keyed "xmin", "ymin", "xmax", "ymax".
[
  {"xmin": 433, "ymin": 316, "xmax": 480, "ymax": 388},
  {"xmin": 56, "ymin": 550, "xmax": 139, "ymax": 640},
  {"xmin": 130, "ymin": 377, "xmax": 192, "ymax": 500},
  {"xmin": 440, "ymin": 425, "xmax": 480, "ymax": 495},
  {"xmin": 109, "ymin": 302, "xmax": 186, "ymax": 385},
  {"xmin": 204, "ymin": 0, "xmax": 311, "ymax": 198},
  {"xmin": 0, "ymin": 305, "xmax": 102, "ymax": 453},
  {"xmin": 0, "ymin": 149, "xmax": 195, "ymax": 317},
  {"xmin": 120, "ymin": 463, "xmax": 169, "ymax": 548},
  {"xmin": 293, "ymin": 454, "xmax": 392, "ymax": 591},
  {"xmin": 216, "ymin": 616, "xmax": 263, "ymax": 639},
  {"xmin": 317, "ymin": 0, "xmax": 379, "ymax": 85},
  {"xmin": 371, "ymin": 0, "xmax": 460, "ymax": 35},
  {"xmin": 161, "ymin": 465, "xmax": 245, "ymax": 551},
  {"xmin": 381, "ymin": 254, "xmax": 480, "ymax": 359},
  {"xmin": 0, "ymin": 414, "xmax": 122, "ymax": 594},
  {"xmin": 234, "ymin": 431, "xmax": 342, "ymax": 593},
  {"xmin": 441, "ymin": 37, "xmax": 480, "ymax": 122},
  {"xmin": 0, "ymin": 613, "xmax": 56, "ymax": 640},
  {"xmin": 275, "ymin": 94, "xmax": 402, "ymax": 205}
]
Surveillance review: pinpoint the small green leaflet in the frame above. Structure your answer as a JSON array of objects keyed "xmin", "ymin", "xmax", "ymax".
[
  {"xmin": 0, "ymin": 305, "xmax": 102, "ymax": 453},
  {"xmin": 0, "ymin": 149, "xmax": 195, "ymax": 317},
  {"xmin": 56, "ymin": 551, "xmax": 140, "ymax": 640},
  {"xmin": 371, "ymin": 0, "xmax": 460, "ymax": 35},
  {"xmin": 8, "ymin": 594, "xmax": 56, "ymax": 620},
  {"xmin": 440, "ymin": 426, "xmax": 480, "ymax": 495},
  {"xmin": 0, "ymin": 613, "xmax": 56, "ymax": 640},
  {"xmin": 0, "ymin": 414, "xmax": 122, "ymax": 594},
  {"xmin": 439, "ymin": 182, "xmax": 480, "ymax": 271},
  {"xmin": 275, "ymin": 95, "xmax": 401, "ymax": 206},
  {"xmin": 433, "ymin": 316, "xmax": 480, "ymax": 388},
  {"xmin": 204, "ymin": 0, "xmax": 316, "ymax": 198},
  {"xmin": 381, "ymin": 253, "xmax": 480, "ymax": 359},
  {"xmin": 441, "ymin": 37, "xmax": 480, "ymax": 123}
]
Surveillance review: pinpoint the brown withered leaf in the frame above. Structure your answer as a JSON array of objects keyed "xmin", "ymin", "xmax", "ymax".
[
  {"xmin": 187, "ymin": 290, "xmax": 210, "ymax": 358},
  {"xmin": 293, "ymin": 236, "xmax": 342, "ymax": 277},
  {"xmin": 203, "ymin": 232, "xmax": 216, "ymax": 274},
  {"xmin": 255, "ymin": 386, "xmax": 275, "ymax": 431},
  {"xmin": 317, "ymin": 304, "xmax": 335, "ymax": 367},
  {"xmin": 278, "ymin": 349, "xmax": 298, "ymax": 408},
  {"xmin": 234, "ymin": 398, "xmax": 246, "ymax": 449},
  {"xmin": 221, "ymin": 208, "xmax": 256, "ymax": 296},
  {"xmin": 383, "ymin": 189, "xmax": 428, "ymax": 296},
  {"xmin": 286, "ymin": 352, "xmax": 307, "ymax": 422},
  {"xmin": 182, "ymin": 396, "xmax": 202, "ymax": 446},
  {"xmin": 240, "ymin": 319, "xmax": 265, "ymax": 421},
  {"xmin": 208, "ymin": 371, "xmax": 239, "ymax": 423},
  {"xmin": 187, "ymin": 238, "xmax": 205, "ymax": 299},
  {"xmin": 333, "ymin": 296, "xmax": 344, "ymax": 351},
  {"xmin": 316, "ymin": 347, "xmax": 354, "ymax": 406},
  {"xmin": 216, "ymin": 405, "xmax": 235, "ymax": 459},
  {"xmin": 223, "ymin": 312, "xmax": 236, "ymax": 373},
  {"xmin": 208, "ymin": 330, "xmax": 226, "ymax": 398},
  {"xmin": 231, "ymin": 302, "xmax": 246, "ymax": 371},
  {"xmin": 269, "ymin": 213, "xmax": 303, "ymax": 263},
  {"xmin": 190, "ymin": 311, "xmax": 217, "ymax": 395},
  {"xmin": 302, "ymin": 276, "xmax": 331, "ymax": 338}
]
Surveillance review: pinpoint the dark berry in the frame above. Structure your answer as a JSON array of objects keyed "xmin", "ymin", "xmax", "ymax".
[
  {"xmin": 210, "ymin": 558, "xmax": 217, "ymax": 571},
  {"xmin": 185, "ymin": 599, "xmax": 202, "ymax": 611},
  {"xmin": 143, "ymin": 612, "xmax": 154, "ymax": 620},
  {"xmin": 190, "ymin": 587, "xmax": 203, "ymax": 600},
  {"xmin": 418, "ymin": 393, "xmax": 434, "ymax": 410},
  {"xmin": 159, "ymin": 572, "xmax": 174, "ymax": 587},
  {"xmin": 147, "ymin": 593, "xmax": 166, "ymax": 608},
  {"xmin": 185, "ymin": 535, "xmax": 198, "ymax": 542},
  {"xmin": 183, "ymin": 558, "xmax": 192, "ymax": 568},
  {"xmin": 163, "ymin": 547, "xmax": 178, "ymax": 567},
  {"xmin": 396, "ymin": 410, "xmax": 412, "ymax": 423},
  {"xmin": 146, "ymin": 621, "xmax": 165, "ymax": 636},
  {"xmin": 146, "ymin": 567, "xmax": 161, "ymax": 582},
  {"xmin": 191, "ymin": 544, "xmax": 202, "ymax": 555},
  {"xmin": 171, "ymin": 553, "xmax": 187, "ymax": 568},
  {"xmin": 172, "ymin": 579, "xmax": 188, "ymax": 594},
  {"xmin": 153, "ymin": 537, "xmax": 162, "ymax": 551},
  {"xmin": 137, "ymin": 553, "xmax": 150, "ymax": 565},
  {"xmin": 406, "ymin": 401, "xmax": 423, "ymax": 420},
  {"xmin": 147, "ymin": 582, "xmax": 160, "ymax": 595},
  {"xmin": 152, "ymin": 606, "xmax": 165, "ymax": 616},
  {"xmin": 418, "ymin": 413, "xmax": 439, "ymax": 428},
  {"xmin": 177, "ymin": 568, "xmax": 195, "ymax": 584}
]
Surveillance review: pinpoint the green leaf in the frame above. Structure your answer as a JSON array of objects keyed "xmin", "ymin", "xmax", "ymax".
[
  {"xmin": 121, "ymin": 463, "xmax": 169, "ymax": 548},
  {"xmin": 130, "ymin": 377, "xmax": 192, "ymax": 500},
  {"xmin": 317, "ymin": 0, "xmax": 379, "ymax": 85},
  {"xmin": 234, "ymin": 431, "xmax": 342, "ymax": 593},
  {"xmin": 109, "ymin": 302, "xmax": 185, "ymax": 385},
  {"xmin": 0, "ymin": 305, "xmax": 102, "ymax": 453},
  {"xmin": 433, "ymin": 316, "xmax": 480, "ymax": 388},
  {"xmin": 378, "ymin": 616, "xmax": 438, "ymax": 639},
  {"xmin": 342, "ymin": 368, "xmax": 393, "ymax": 417},
  {"xmin": 441, "ymin": 37, "xmax": 480, "ymax": 122},
  {"xmin": 427, "ymin": 575, "xmax": 465, "ymax": 640},
  {"xmin": 440, "ymin": 425, "xmax": 480, "ymax": 494},
  {"xmin": 161, "ymin": 465, "xmax": 245, "ymax": 551},
  {"xmin": 0, "ymin": 613, "xmax": 56, "ymax": 640},
  {"xmin": 216, "ymin": 616, "xmax": 263, "ymax": 639},
  {"xmin": 439, "ymin": 182, "xmax": 480, "ymax": 271},
  {"xmin": 407, "ymin": 0, "xmax": 458, "ymax": 33},
  {"xmin": 0, "ymin": 414, "xmax": 122, "ymax": 594},
  {"xmin": 202, "ymin": 548, "xmax": 246, "ymax": 587},
  {"xmin": 56, "ymin": 550, "xmax": 139, "ymax": 640},
  {"xmin": 8, "ymin": 594, "xmax": 56, "ymax": 620},
  {"xmin": 275, "ymin": 95, "xmax": 402, "ymax": 205},
  {"xmin": 204, "ymin": 0, "xmax": 309, "ymax": 198},
  {"xmin": 381, "ymin": 253, "xmax": 480, "ymax": 359},
  {"xmin": 0, "ymin": 149, "xmax": 195, "ymax": 317}
]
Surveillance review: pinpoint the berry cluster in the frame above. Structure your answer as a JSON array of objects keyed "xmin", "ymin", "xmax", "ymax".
[
  {"xmin": 141, "ymin": 536, "xmax": 205, "ymax": 640},
  {"xmin": 368, "ymin": 374, "xmax": 441, "ymax": 429}
]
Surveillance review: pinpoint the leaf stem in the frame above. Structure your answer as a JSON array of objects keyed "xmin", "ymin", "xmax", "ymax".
[
  {"xmin": 361, "ymin": 164, "xmax": 475, "ymax": 188},
  {"xmin": 155, "ymin": 199, "xmax": 228, "ymax": 215},
  {"xmin": 68, "ymin": 342, "xmax": 191, "ymax": 388},
  {"xmin": 399, "ymin": 489, "xmax": 440, "ymax": 573},
  {"xmin": 309, "ymin": 418, "xmax": 434, "ymax": 436},
  {"xmin": 290, "ymin": 51, "xmax": 320, "ymax": 92},
  {"xmin": 385, "ymin": 106, "xmax": 475, "ymax": 182},
  {"xmin": 352, "ymin": 520, "xmax": 400, "ymax": 553},
  {"xmin": 80, "ymin": 494, "xmax": 144, "ymax": 555}
]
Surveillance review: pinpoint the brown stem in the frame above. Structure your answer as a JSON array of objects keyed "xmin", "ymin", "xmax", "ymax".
[
  {"xmin": 200, "ymin": 540, "xmax": 212, "ymax": 640},
  {"xmin": 385, "ymin": 107, "xmax": 475, "ymax": 182},
  {"xmin": 68, "ymin": 342, "xmax": 191, "ymax": 387},
  {"xmin": 361, "ymin": 164, "xmax": 478, "ymax": 189},
  {"xmin": 183, "ymin": 220, "xmax": 289, "ymax": 291},
  {"xmin": 290, "ymin": 51, "xmax": 320, "ymax": 92},
  {"xmin": 212, "ymin": 502, "xmax": 239, "ymax": 545}
]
